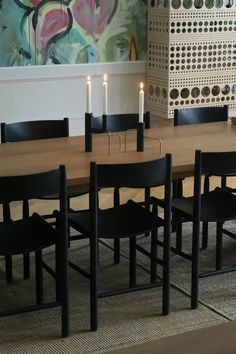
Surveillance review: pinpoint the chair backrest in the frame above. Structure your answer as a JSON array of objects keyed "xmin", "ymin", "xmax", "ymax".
[
  {"xmin": 93, "ymin": 156, "xmax": 171, "ymax": 189},
  {"xmin": 0, "ymin": 166, "xmax": 67, "ymax": 205},
  {"xmin": 89, "ymin": 154, "xmax": 172, "ymax": 237},
  {"xmin": 91, "ymin": 112, "xmax": 150, "ymax": 133},
  {"xmin": 0, "ymin": 166, "xmax": 67, "ymax": 245},
  {"xmin": 174, "ymin": 106, "xmax": 228, "ymax": 126},
  {"xmin": 193, "ymin": 150, "xmax": 236, "ymax": 219},
  {"xmin": 1, "ymin": 118, "xmax": 69, "ymax": 143},
  {"xmin": 89, "ymin": 155, "xmax": 172, "ymax": 235},
  {"xmin": 196, "ymin": 150, "xmax": 236, "ymax": 179}
]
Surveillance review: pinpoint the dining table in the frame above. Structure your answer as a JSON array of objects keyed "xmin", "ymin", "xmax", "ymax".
[{"xmin": 0, "ymin": 121, "xmax": 236, "ymax": 185}]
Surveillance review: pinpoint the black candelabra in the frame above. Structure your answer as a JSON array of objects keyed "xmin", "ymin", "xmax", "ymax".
[{"xmin": 85, "ymin": 112, "xmax": 146, "ymax": 153}]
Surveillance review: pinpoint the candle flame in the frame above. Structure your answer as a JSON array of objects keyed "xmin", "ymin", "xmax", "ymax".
[
  {"xmin": 103, "ymin": 73, "xmax": 107, "ymax": 82},
  {"xmin": 87, "ymin": 75, "xmax": 91, "ymax": 81},
  {"xmin": 140, "ymin": 82, "xmax": 144, "ymax": 90}
]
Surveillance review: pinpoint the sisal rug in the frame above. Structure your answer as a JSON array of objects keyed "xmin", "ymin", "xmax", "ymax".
[
  {"xmin": 0, "ymin": 229, "xmax": 230, "ymax": 354},
  {"xmin": 170, "ymin": 220, "xmax": 236, "ymax": 320},
  {"xmin": 130, "ymin": 220, "xmax": 236, "ymax": 320}
]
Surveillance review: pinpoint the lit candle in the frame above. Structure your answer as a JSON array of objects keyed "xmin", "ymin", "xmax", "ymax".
[
  {"xmin": 103, "ymin": 73, "xmax": 108, "ymax": 115},
  {"xmin": 139, "ymin": 82, "xmax": 144, "ymax": 123},
  {"xmin": 86, "ymin": 76, "xmax": 92, "ymax": 113}
]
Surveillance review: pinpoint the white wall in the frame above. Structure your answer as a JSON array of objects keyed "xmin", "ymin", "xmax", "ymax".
[{"xmin": 0, "ymin": 62, "xmax": 146, "ymax": 136}]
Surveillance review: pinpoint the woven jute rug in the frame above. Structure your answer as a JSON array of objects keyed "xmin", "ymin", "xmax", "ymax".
[
  {"xmin": 169, "ymin": 220, "xmax": 236, "ymax": 320},
  {"xmin": 128, "ymin": 221, "xmax": 236, "ymax": 319},
  {"xmin": 0, "ymin": 225, "xmax": 231, "ymax": 354}
]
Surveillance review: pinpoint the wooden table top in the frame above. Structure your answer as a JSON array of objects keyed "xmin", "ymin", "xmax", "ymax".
[{"xmin": 0, "ymin": 121, "xmax": 235, "ymax": 185}]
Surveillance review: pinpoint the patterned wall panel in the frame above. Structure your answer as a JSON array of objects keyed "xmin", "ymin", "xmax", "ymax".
[{"xmin": 147, "ymin": 0, "xmax": 236, "ymax": 118}]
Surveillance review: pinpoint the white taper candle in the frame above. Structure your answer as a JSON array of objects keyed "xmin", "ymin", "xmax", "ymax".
[
  {"xmin": 103, "ymin": 74, "xmax": 108, "ymax": 115},
  {"xmin": 86, "ymin": 76, "xmax": 92, "ymax": 113},
  {"xmin": 139, "ymin": 82, "xmax": 144, "ymax": 123}
]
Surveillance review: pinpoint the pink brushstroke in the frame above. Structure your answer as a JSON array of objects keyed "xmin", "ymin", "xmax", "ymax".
[
  {"xmin": 30, "ymin": 0, "xmax": 40, "ymax": 5},
  {"xmin": 72, "ymin": 0, "xmax": 97, "ymax": 35},
  {"xmin": 96, "ymin": 0, "xmax": 116, "ymax": 34},
  {"xmin": 72, "ymin": 0, "xmax": 116, "ymax": 37},
  {"xmin": 37, "ymin": 9, "xmax": 69, "ymax": 52}
]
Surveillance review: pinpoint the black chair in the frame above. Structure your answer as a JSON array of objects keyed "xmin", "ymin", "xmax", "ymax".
[
  {"xmin": 1, "ymin": 119, "xmax": 69, "ymax": 142},
  {"xmin": 68, "ymin": 156, "xmax": 171, "ymax": 330},
  {"xmin": 173, "ymin": 105, "xmax": 228, "ymax": 250},
  {"xmin": 174, "ymin": 105, "xmax": 228, "ymax": 126},
  {"xmin": 0, "ymin": 119, "xmax": 89, "ymax": 281},
  {"xmin": 0, "ymin": 166, "xmax": 69, "ymax": 337},
  {"xmin": 87, "ymin": 112, "xmax": 151, "ymax": 265},
  {"xmin": 172, "ymin": 150, "xmax": 236, "ymax": 309},
  {"xmin": 1, "ymin": 118, "xmax": 91, "ymax": 207},
  {"xmin": 92, "ymin": 112, "xmax": 150, "ymax": 133}
]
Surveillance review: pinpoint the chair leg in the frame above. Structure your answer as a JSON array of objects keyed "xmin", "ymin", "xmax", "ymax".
[
  {"xmin": 216, "ymin": 222, "xmax": 223, "ymax": 271},
  {"xmin": 221, "ymin": 176, "xmax": 227, "ymax": 189},
  {"xmin": 35, "ymin": 250, "xmax": 43, "ymax": 305},
  {"xmin": 202, "ymin": 176, "xmax": 210, "ymax": 250},
  {"xmin": 176, "ymin": 220, "xmax": 183, "ymax": 252},
  {"xmin": 172, "ymin": 182, "xmax": 178, "ymax": 233},
  {"xmin": 162, "ymin": 225, "xmax": 170, "ymax": 316},
  {"xmin": 150, "ymin": 229, "xmax": 157, "ymax": 283},
  {"xmin": 173, "ymin": 179, "xmax": 183, "ymax": 252},
  {"xmin": 129, "ymin": 237, "xmax": 137, "ymax": 288},
  {"xmin": 191, "ymin": 222, "xmax": 200, "ymax": 309},
  {"xmin": 114, "ymin": 239, "xmax": 120, "ymax": 264},
  {"xmin": 113, "ymin": 187, "xmax": 121, "ymax": 264},
  {"xmin": 55, "ymin": 242, "xmax": 61, "ymax": 302},
  {"xmin": 90, "ymin": 237, "xmax": 98, "ymax": 331},
  {"xmin": 67, "ymin": 197, "xmax": 71, "ymax": 247},
  {"xmin": 5, "ymin": 256, "xmax": 13, "ymax": 283},
  {"xmin": 144, "ymin": 187, "xmax": 151, "ymax": 237},
  {"xmin": 23, "ymin": 253, "xmax": 30, "ymax": 279},
  {"xmin": 60, "ymin": 243, "xmax": 69, "ymax": 338},
  {"xmin": 61, "ymin": 287, "xmax": 69, "ymax": 337},
  {"xmin": 202, "ymin": 222, "xmax": 208, "ymax": 250},
  {"xmin": 55, "ymin": 216, "xmax": 63, "ymax": 302},
  {"xmin": 145, "ymin": 187, "xmax": 151, "ymax": 209},
  {"xmin": 3, "ymin": 203, "xmax": 13, "ymax": 283},
  {"xmin": 23, "ymin": 200, "xmax": 30, "ymax": 279}
]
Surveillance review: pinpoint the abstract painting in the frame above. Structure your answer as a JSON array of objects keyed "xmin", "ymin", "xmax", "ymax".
[{"xmin": 0, "ymin": 0, "xmax": 147, "ymax": 67}]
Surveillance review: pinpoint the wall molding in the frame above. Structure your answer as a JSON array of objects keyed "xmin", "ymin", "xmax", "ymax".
[{"xmin": 0, "ymin": 61, "xmax": 146, "ymax": 83}]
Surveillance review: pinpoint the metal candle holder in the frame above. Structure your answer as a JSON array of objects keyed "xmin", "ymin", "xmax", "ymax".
[
  {"xmin": 137, "ymin": 122, "xmax": 144, "ymax": 152},
  {"xmin": 85, "ymin": 113, "xmax": 93, "ymax": 152},
  {"xmin": 102, "ymin": 114, "xmax": 107, "ymax": 132},
  {"xmin": 85, "ymin": 113, "xmax": 108, "ymax": 152}
]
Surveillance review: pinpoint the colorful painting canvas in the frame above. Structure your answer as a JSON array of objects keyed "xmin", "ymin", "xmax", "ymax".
[{"xmin": 0, "ymin": 0, "xmax": 147, "ymax": 67}]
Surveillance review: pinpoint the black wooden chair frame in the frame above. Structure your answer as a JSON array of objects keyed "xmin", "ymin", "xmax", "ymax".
[
  {"xmin": 82, "ymin": 112, "xmax": 151, "ymax": 265},
  {"xmin": 0, "ymin": 166, "xmax": 69, "ymax": 337},
  {"xmin": 173, "ymin": 105, "xmax": 228, "ymax": 251},
  {"xmin": 68, "ymin": 156, "xmax": 171, "ymax": 331},
  {"xmin": 1, "ymin": 118, "xmax": 87, "ymax": 282},
  {"xmin": 172, "ymin": 150, "xmax": 236, "ymax": 309}
]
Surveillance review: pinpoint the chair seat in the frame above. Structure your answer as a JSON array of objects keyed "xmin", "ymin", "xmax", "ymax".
[
  {"xmin": 0, "ymin": 214, "xmax": 58, "ymax": 256},
  {"xmin": 172, "ymin": 187, "xmax": 236, "ymax": 222},
  {"xmin": 69, "ymin": 200, "xmax": 163, "ymax": 239},
  {"xmin": 43, "ymin": 183, "xmax": 90, "ymax": 199}
]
